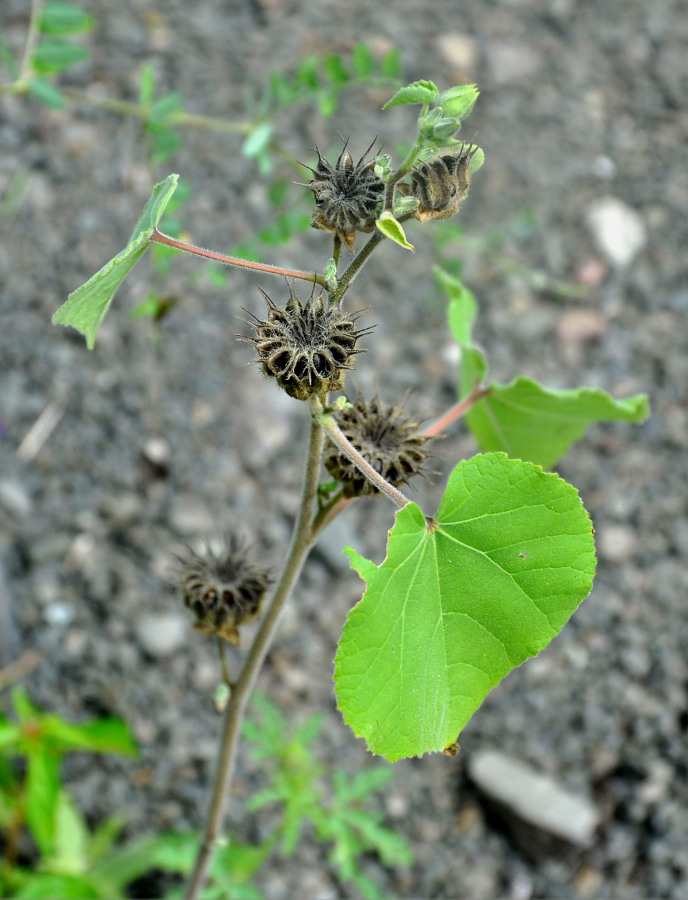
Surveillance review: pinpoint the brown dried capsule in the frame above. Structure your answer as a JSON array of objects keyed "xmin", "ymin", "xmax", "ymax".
[
  {"xmin": 324, "ymin": 393, "xmax": 432, "ymax": 498},
  {"xmin": 177, "ymin": 537, "xmax": 271, "ymax": 645},
  {"xmin": 304, "ymin": 140, "xmax": 385, "ymax": 252},
  {"xmin": 397, "ymin": 141, "xmax": 479, "ymax": 222},
  {"xmin": 242, "ymin": 286, "xmax": 371, "ymax": 401}
]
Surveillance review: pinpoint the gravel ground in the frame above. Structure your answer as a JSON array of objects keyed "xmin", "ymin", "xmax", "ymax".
[{"xmin": 1, "ymin": 0, "xmax": 688, "ymax": 897}]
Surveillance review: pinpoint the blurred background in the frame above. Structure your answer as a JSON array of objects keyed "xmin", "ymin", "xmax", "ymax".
[{"xmin": 1, "ymin": 0, "xmax": 687, "ymax": 897}]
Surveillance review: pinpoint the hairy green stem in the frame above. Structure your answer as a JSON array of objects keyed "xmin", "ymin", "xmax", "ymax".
[
  {"xmin": 423, "ymin": 384, "xmax": 490, "ymax": 438},
  {"xmin": 19, "ymin": 0, "xmax": 44, "ymax": 81},
  {"xmin": 383, "ymin": 103, "xmax": 428, "ymax": 211},
  {"xmin": 150, "ymin": 229, "xmax": 326, "ymax": 287},
  {"xmin": 185, "ymin": 401, "xmax": 326, "ymax": 900},
  {"xmin": 329, "ymin": 210, "xmax": 416, "ymax": 304},
  {"xmin": 315, "ymin": 408, "xmax": 411, "ymax": 509}
]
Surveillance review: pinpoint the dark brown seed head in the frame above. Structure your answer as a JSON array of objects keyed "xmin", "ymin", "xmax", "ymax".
[
  {"xmin": 177, "ymin": 536, "xmax": 271, "ymax": 644},
  {"xmin": 397, "ymin": 141, "xmax": 479, "ymax": 222},
  {"xmin": 242, "ymin": 286, "xmax": 371, "ymax": 401},
  {"xmin": 305, "ymin": 140, "xmax": 385, "ymax": 252},
  {"xmin": 324, "ymin": 393, "xmax": 433, "ymax": 498}
]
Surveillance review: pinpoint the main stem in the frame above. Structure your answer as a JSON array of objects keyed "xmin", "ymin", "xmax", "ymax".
[{"xmin": 185, "ymin": 402, "xmax": 325, "ymax": 900}]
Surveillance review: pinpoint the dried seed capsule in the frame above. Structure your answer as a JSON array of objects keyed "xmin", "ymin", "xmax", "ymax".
[
  {"xmin": 242, "ymin": 287, "xmax": 371, "ymax": 401},
  {"xmin": 304, "ymin": 140, "xmax": 385, "ymax": 252},
  {"xmin": 397, "ymin": 141, "xmax": 479, "ymax": 222},
  {"xmin": 324, "ymin": 393, "xmax": 432, "ymax": 498},
  {"xmin": 177, "ymin": 537, "xmax": 271, "ymax": 644}
]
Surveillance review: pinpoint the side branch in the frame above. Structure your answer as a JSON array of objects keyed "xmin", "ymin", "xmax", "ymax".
[
  {"xmin": 315, "ymin": 409, "xmax": 411, "ymax": 510},
  {"xmin": 423, "ymin": 384, "xmax": 490, "ymax": 438},
  {"xmin": 150, "ymin": 230, "xmax": 326, "ymax": 288}
]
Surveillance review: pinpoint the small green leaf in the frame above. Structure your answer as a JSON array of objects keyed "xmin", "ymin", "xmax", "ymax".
[
  {"xmin": 376, "ymin": 211, "xmax": 414, "ymax": 252},
  {"xmin": 151, "ymin": 129, "xmax": 181, "ymax": 163},
  {"xmin": 11, "ymin": 688, "xmax": 41, "ymax": 723},
  {"xmin": 317, "ymin": 88, "xmax": 338, "ymax": 117},
  {"xmin": 40, "ymin": 3, "xmax": 93, "ymax": 35},
  {"xmin": 25, "ymin": 749, "xmax": 60, "ymax": 856},
  {"xmin": 382, "ymin": 79, "xmax": 439, "ymax": 109},
  {"xmin": 90, "ymin": 834, "xmax": 162, "ymax": 891},
  {"xmin": 351, "ymin": 43, "xmax": 374, "ymax": 78},
  {"xmin": 380, "ymin": 48, "xmax": 401, "ymax": 78},
  {"xmin": 41, "ymin": 715, "xmax": 138, "ymax": 757},
  {"xmin": 32, "ymin": 40, "xmax": 87, "ymax": 74},
  {"xmin": 52, "ymin": 174, "xmax": 179, "ymax": 348},
  {"xmin": 12, "ymin": 873, "xmax": 100, "ymax": 899},
  {"xmin": 334, "ymin": 452, "xmax": 596, "ymax": 761},
  {"xmin": 0, "ymin": 720, "xmax": 22, "ymax": 750},
  {"xmin": 242, "ymin": 123, "xmax": 273, "ymax": 159},
  {"xmin": 26, "ymin": 77, "xmax": 65, "ymax": 108},
  {"xmin": 296, "ymin": 56, "xmax": 319, "ymax": 89},
  {"xmin": 438, "ymin": 84, "xmax": 479, "ymax": 120},
  {"xmin": 463, "ymin": 379, "xmax": 650, "ymax": 469},
  {"xmin": 393, "ymin": 196, "xmax": 419, "ymax": 216},
  {"xmin": 139, "ymin": 62, "xmax": 155, "ymax": 107},
  {"xmin": 148, "ymin": 92, "xmax": 181, "ymax": 127},
  {"xmin": 51, "ymin": 791, "xmax": 88, "ymax": 873},
  {"xmin": 468, "ymin": 146, "xmax": 485, "ymax": 176},
  {"xmin": 86, "ymin": 813, "xmax": 127, "ymax": 865},
  {"xmin": 323, "ymin": 53, "xmax": 349, "ymax": 85}
]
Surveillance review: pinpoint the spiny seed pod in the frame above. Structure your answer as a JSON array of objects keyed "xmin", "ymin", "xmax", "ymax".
[
  {"xmin": 242, "ymin": 286, "xmax": 371, "ymax": 401},
  {"xmin": 324, "ymin": 393, "xmax": 432, "ymax": 498},
  {"xmin": 398, "ymin": 141, "xmax": 479, "ymax": 222},
  {"xmin": 177, "ymin": 537, "xmax": 271, "ymax": 644},
  {"xmin": 304, "ymin": 140, "xmax": 385, "ymax": 252}
]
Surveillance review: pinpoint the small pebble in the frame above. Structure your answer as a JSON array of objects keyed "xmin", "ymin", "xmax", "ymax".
[
  {"xmin": 135, "ymin": 612, "xmax": 188, "ymax": 658},
  {"xmin": 586, "ymin": 197, "xmax": 647, "ymax": 267},
  {"xmin": 556, "ymin": 309, "xmax": 607, "ymax": 344},
  {"xmin": 597, "ymin": 524, "xmax": 637, "ymax": 563},
  {"xmin": 0, "ymin": 479, "xmax": 33, "ymax": 519}
]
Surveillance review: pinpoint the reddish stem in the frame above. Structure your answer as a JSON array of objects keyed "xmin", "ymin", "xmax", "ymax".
[
  {"xmin": 423, "ymin": 385, "xmax": 490, "ymax": 438},
  {"xmin": 150, "ymin": 229, "xmax": 326, "ymax": 287}
]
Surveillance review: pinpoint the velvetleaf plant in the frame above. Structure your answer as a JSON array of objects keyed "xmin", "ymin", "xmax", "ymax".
[{"xmin": 51, "ymin": 78, "xmax": 648, "ymax": 898}]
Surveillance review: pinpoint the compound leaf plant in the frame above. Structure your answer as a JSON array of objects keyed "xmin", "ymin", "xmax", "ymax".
[{"xmin": 52, "ymin": 79, "xmax": 648, "ymax": 897}]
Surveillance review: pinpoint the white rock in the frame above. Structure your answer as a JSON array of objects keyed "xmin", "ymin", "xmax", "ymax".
[
  {"xmin": 468, "ymin": 749, "xmax": 599, "ymax": 848},
  {"xmin": 135, "ymin": 613, "xmax": 188, "ymax": 657},
  {"xmin": 586, "ymin": 197, "xmax": 647, "ymax": 267}
]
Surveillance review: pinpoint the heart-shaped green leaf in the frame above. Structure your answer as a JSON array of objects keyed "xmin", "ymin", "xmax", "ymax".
[{"xmin": 334, "ymin": 452, "xmax": 596, "ymax": 761}]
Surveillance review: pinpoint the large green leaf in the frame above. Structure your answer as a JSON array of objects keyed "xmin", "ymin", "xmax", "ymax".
[
  {"xmin": 334, "ymin": 452, "xmax": 596, "ymax": 761},
  {"xmin": 437, "ymin": 265, "xmax": 649, "ymax": 468},
  {"xmin": 462, "ymin": 378, "xmax": 649, "ymax": 470},
  {"xmin": 52, "ymin": 174, "xmax": 179, "ymax": 348}
]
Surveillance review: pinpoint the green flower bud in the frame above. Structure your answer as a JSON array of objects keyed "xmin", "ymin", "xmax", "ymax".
[{"xmin": 438, "ymin": 84, "xmax": 479, "ymax": 120}]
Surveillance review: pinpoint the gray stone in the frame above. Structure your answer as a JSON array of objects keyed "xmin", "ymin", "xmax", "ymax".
[
  {"xmin": 0, "ymin": 479, "xmax": 33, "ymax": 520},
  {"xmin": 135, "ymin": 612, "xmax": 188, "ymax": 658},
  {"xmin": 467, "ymin": 749, "xmax": 599, "ymax": 855}
]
